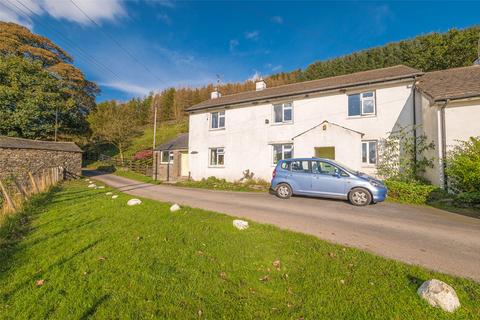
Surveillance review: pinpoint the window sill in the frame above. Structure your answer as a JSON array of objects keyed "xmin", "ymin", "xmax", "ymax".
[
  {"xmin": 270, "ymin": 122, "xmax": 293, "ymax": 126},
  {"xmin": 347, "ymin": 115, "xmax": 377, "ymax": 119},
  {"xmin": 361, "ymin": 163, "xmax": 377, "ymax": 168},
  {"xmin": 209, "ymin": 127, "xmax": 225, "ymax": 131},
  {"xmin": 208, "ymin": 165, "xmax": 225, "ymax": 168},
  {"xmin": 160, "ymin": 162, "xmax": 173, "ymax": 165}
]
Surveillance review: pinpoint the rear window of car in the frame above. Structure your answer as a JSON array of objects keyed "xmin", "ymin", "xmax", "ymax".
[
  {"xmin": 291, "ymin": 160, "xmax": 310, "ymax": 173},
  {"xmin": 280, "ymin": 161, "xmax": 290, "ymax": 170}
]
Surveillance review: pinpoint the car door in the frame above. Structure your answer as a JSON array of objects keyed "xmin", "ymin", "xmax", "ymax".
[
  {"xmin": 311, "ymin": 160, "xmax": 347, "ymax": 197},
  {"xmin": 287, "ymin": 160, "xmax": 313, "ymax": 193}
]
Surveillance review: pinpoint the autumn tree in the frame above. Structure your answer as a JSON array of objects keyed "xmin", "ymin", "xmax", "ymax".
[
  {"xmin": 0, "ymin": 22, "xmax": 99, "ymax": 139},
  {"xmin": 88, "ymin": 101, "xmax": 141, "ymax": 163}
]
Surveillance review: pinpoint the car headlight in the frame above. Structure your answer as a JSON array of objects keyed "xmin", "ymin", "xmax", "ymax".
[{"xmin": 369, "ymin": 179, "xmax": 383, "ymax": 187}]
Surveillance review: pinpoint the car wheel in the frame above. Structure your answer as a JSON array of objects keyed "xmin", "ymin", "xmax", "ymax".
[
  {"xmin": 348, "ymin": 188, "xmax": 372, "ymax": 206},
  {"xmin": 276, "ymin": 183, "xmax": 292, "ymax": 199}
]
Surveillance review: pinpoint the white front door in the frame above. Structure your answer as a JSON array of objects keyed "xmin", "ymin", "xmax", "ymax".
[{"xmin": 180, "ymin": 152, "xmax": 189, "ymax": 177}]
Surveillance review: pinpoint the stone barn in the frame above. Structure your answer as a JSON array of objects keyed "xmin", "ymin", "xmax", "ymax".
[
  {"xmin": 153, "ymin": 133, "xmax": 189, "ymax": 181},
  {"xmin": 0, "ymin": 136, "xmax": 83, "ymax": 179}
]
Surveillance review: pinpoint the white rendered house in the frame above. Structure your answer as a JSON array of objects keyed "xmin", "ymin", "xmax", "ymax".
[{"xmin": 186, "ymin": 64, "xmax": 480, "ymax": 186}]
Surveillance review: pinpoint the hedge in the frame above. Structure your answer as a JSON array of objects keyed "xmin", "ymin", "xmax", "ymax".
[{"xmin": 385, "ymin": 180, "xmax": 438, "ymax": 205}]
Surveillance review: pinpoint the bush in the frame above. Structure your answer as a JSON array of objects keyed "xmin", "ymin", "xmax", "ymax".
[
  {"xmin": 446, "ymin": 137, "xmax": 480, "ymax": 193},
  {"xmin": 385, "ymin": 180, "xmax": 438, "ymax": 205},
  {"xmin": 454, "ymin": 192, "xmax": 480, "ymax": 207}
]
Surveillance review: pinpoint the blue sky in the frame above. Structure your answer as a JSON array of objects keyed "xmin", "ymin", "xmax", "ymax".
[{"xmin": 1, "ymin": 0, "xmax": 479, "ymax": 102}]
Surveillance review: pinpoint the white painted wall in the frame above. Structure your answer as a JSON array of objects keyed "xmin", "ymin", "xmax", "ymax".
[
  {"xmin": 445, "ymin": 102, "xmax": 480, "ymax": 147},
  {"xmin": 189, "ymin": 81, "xmax": 415, "ymax": 181}
]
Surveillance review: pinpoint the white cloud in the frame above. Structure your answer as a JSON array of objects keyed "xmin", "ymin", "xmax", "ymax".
[
  {"xmin": 244, "ymin": 30, "xmax": 259, "ymax": 41},
  {"xmin": 100, "ymin": 81, "xmax": 153, "ymax": 96},
  {"xmin": 157, "ymin": 12, "xmax": 171, "ymax": 25},
  {"xmin": 270, "ymin": 16, "xmax": 283, "ymax": 24},
  {"xmin": 41, "ymin": 0, "xmax": 126, "ymax": 25},
  {"xmin": 229, "ymin": 39, "xmax": 239, "ymax": 51},
  {"xmin": 248, "ymin": 70, "xmax": 261, "ymax": 81},
  {"xmin": 0, "ymin": 0, "xmax": 126, "ymax": 27}
]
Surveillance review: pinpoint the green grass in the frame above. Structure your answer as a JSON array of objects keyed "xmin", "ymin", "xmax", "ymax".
[
  {"xmin": 175, "ymin": 176, "xmax": 270, "ymax": 192},
  {"xmin": 112, "ymin": 168, "xmax": 161, "ymax": 184},
  {"xmin": 1, "ymin": 181, "xmax": 479, "ymax": 319}
]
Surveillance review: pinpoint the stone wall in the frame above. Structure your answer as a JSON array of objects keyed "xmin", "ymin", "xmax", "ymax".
[{"xmin": 0, "ymin": 148, "xmax": 82, "ymax": 179}]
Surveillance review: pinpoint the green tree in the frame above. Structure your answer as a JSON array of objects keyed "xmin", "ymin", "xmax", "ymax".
[
  {"xmin": 88, "ymin": 101, "xmax": 141, "ymax": 163},
  {"xmin": 0, "ymin": 56, "xmax": 71, "ymax": 139},
  {"xmin": 0, "ymin": 22, "xmax": 99, "ymax": 139}
]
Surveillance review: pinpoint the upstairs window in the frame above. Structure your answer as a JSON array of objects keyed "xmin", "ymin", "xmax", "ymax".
[
  {"xmin": 161, "ymin": 151, "xmax": 174, "ymax": 164},
  {"xmin": 210, "ymin": 147, "xmax": 225, "ymax": 166},
  {"xmin": 362, "ymin": 141, "xmax": 377, "ymax": 165},
  {"xmin": 273, "ymin": 102, "xmax": 293, "ymax": 124},
  {"xmin": 272, "ymin": 144, "xmax": 293, "ymax": 164},
  {"xmin": 210, "ymin": 111, "xmax": 225, "ymax": 129},
  {"xmin": 348, "ymin": 92, "xmax": 376, "ymax": 117}
]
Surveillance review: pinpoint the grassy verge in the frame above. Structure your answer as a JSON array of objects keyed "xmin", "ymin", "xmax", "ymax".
[
  {"xmin": 0, "ymin": 180, "xmax": 479, "ymax": 319},
  {"xmin": 175, "ymin": 176, "xmax": 269, "ymax": 192},
  {"xmin": 112, "ymin": 168, "xmax": 161, "ymax": 184}
]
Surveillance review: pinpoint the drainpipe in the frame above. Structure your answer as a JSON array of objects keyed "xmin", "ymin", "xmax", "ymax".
[
  {"xmin": 440, "ymin": 100, "xmax": 449, "ymax": 189},
  {"xmin": 412, "ymin": 77, "xmax": 417, "ymax": 165}
]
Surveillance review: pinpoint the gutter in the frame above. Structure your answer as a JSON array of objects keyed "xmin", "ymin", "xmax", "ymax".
[{"xmin": 412, "ymin": 76, "xmax": 417, "ymax": 165}]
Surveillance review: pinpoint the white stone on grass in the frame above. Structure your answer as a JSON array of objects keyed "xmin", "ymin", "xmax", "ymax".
[
  {"xmin": 127, "ymin": 199, "xmax": 142, "ymax": 206},
  {"xmin": 417, "ymin": 279, "xmax": 460, "ymax": 313},
  {"xmin": 233, "ymin": 219, "xmax": 249, "ymax": 230},
  {"xmin": 170, "ymin": 203, "xmax": 181, "ymax": 212},
  {"xmin": 98, "ymin": 186, "xmax": 105, "ymax": 189},
  {"xmin": 88, "ymin": 184, "xmax": 96, "ymax": 188},
  {"xmin": 106, "ymin": 192, "xmax": 113, "ymax": 195},
  {"xmin": 111, "ymin": 195, "xmax": 118, "ymax": 199}
]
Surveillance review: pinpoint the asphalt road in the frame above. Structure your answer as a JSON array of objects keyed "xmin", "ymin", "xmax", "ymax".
[{"xmin": 85, "ymin": 171, "xmax": 480, "ymax": 281}]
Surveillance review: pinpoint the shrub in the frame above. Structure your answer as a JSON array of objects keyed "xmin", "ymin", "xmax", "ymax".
[
  {"xmin": 454, "ymin": 192, "xmax": 480, "ymax": 207},
  {"xmin": 446, "ymin": 137, "xmax": 480, "ymax": 193},
  {"xmin": 385, "ymin": 180, "xmax": 438, "ymax": 205}
]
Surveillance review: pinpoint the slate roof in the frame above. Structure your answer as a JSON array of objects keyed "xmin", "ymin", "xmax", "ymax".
[
  {"xmin": 187, "ymin": 65, "xmax": 422, "ymax": 111},
  {"xmin": 154, "ymin": 133, "xmax": 188, "ymax": 151},
  {"xmin": 0, "ymin": 136, "xmax": 82, "ymax": 153},
  {"xmin": 416, "ymin": 65, "xmax": 480, "ymax": 102}
]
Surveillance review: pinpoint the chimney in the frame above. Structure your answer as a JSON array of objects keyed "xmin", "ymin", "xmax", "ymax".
[
  {"xmin": 211, "ymin": 88, "xmax": 221, "ymax": 99},
  {"xmin": 255, "ymin": 78, "xmax": 267, "ymax": 91}
]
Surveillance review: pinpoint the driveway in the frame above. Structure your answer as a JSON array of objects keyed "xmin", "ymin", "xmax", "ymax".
[{"xmin": 85, "ymin": 170, "xmax": 480, "ymax": 281}]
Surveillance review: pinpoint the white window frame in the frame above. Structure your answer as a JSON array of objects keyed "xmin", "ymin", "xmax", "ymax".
[
  {"xmin": 361, "ymin": 140, "xmax": 378, "ymax": 165},
  {"xmin": 272, "ymin": 143, "xmax": 293, "ymax": 165},
  {"xmin": 348, "ymin": 91, "xmax": 376, "ymax": 117},
  {"xmin": 272, "ymin": 102, "xmax": 293, "ymax": 124},
  {"xmin": 210, "ymin": 110, "xmax": 225, "ymax": 130},
  {"xmin": 209, "ymin": 147, "xmax": 225, "ymax": 167},
  {"xmin": 160, "ymin": 150, "xmax": 174, "ymax": 164}
]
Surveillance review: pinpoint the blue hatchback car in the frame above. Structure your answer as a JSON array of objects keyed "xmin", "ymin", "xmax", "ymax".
[{"xmin": 271, "ymin": 158, "xmax": 387, "ymax": 206}]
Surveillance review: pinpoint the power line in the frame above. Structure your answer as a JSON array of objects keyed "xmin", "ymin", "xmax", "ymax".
[
  {"xmin": 69, "ymin": 0, "xmax": 164, "ymax": 84},
  {"xmin": 3, "ymin": 0, "xmax": 125, "ymax": 83}
]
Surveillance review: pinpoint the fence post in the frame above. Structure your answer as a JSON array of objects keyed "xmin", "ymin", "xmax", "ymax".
[
  {"xmin": 28, "ymin": 172, "xmax": 39, "ymax": 193},
  {"xmin": 13, "ymin": 177, "xmax": 28, "ymax": 200},
  {"xmin": 0, "ymin": 179, "xmax": 16, "ymax": 212}
]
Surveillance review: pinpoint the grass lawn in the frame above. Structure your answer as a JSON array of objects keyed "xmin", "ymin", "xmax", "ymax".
[
  {"xmin": 111, "ymin": 168, "xmax": 161, "ymax": 185},
  {"xmin": 1, "ymin": 181, "xmax": 479, "ymax": 319}
]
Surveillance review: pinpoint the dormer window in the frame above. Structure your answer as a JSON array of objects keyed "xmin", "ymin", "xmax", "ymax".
[
  {"xmin": 273, "ymin": 102, "xmax": 293, "ymax": 124},
  {"xmin": 348, "ymin": 92, "xmax": 376, "ymax": 117},
  {"xmin": 210, "ymin": 111, "xmax": 225, "ymax": 129}
]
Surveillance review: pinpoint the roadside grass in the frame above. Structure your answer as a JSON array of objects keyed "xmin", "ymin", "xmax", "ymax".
[
  {"xmin": 175, "ymin": 176, "xmax": 270, "ymax": 192},
  {"xmin": 112, "ymin": 168, "xmax": 161, "ymax": 184},
  {"xmin": 1, "ymin": 181, "xmax": 479, "ymax": 319}
]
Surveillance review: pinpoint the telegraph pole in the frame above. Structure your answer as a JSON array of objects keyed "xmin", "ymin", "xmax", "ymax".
[{"xmin": 152, "ymin": 100, "xmax": 158, "ymax": 180}]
